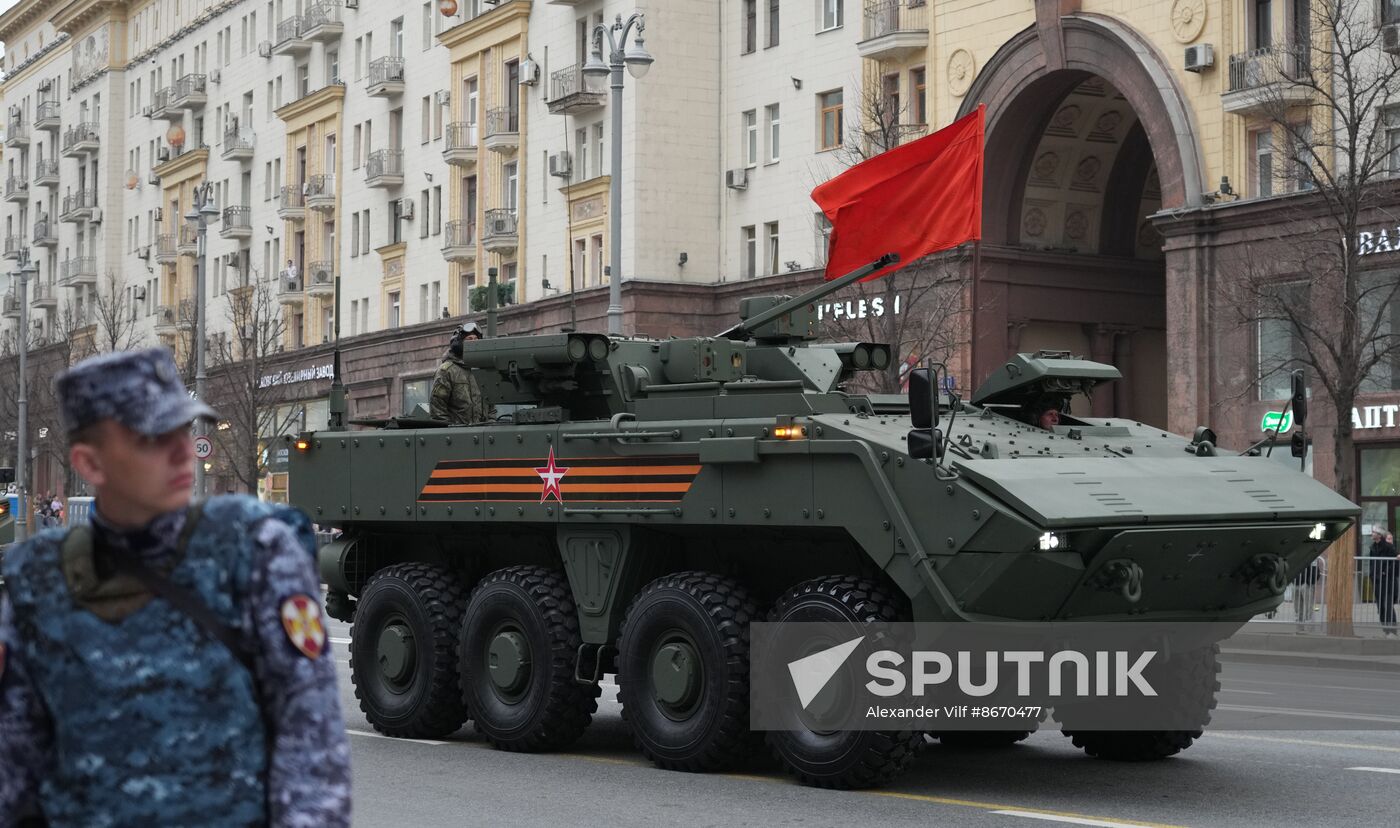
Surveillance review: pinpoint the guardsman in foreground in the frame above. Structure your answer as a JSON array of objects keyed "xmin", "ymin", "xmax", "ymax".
[
  {"xmin": 0, "ymin": 348, "xmax": 351, "ymax": 826},
  {"xmin": 430, "ymin": 321, "xmax": 494, "ymax": 424}
]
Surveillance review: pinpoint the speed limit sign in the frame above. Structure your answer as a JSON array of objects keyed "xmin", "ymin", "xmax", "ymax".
[{"xmin": 194, "ymin": 435, "xmax": 214, "ymax": 460}]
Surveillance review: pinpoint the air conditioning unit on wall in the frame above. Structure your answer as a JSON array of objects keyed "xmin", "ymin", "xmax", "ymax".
[
  {"xmin": 258, "ymin": 41, "xmax": 273, "ymax": 59},
  {"xmin": 398, "ymin": 198, "xmax": 415, "ymax": 219},
  {"xmin": 1183, "ymin": 43, "xmax": 1214, "ymax": 73},
  {"xmin": 726, "ymin": 168, "xmax": 749, "ymax": 190},
  {"xmin": 549, "ymin": 151, "xmax": 571, "ymax": 178},
  {"xmin": 435, "ymin": 89, "xmax": 450, "ymax": 106}
]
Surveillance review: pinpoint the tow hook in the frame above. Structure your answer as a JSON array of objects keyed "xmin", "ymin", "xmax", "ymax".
[
  {"xmin": 1236, "ymin": 553, "xmax": 1289, "ymax": 595},
  {"xmin": 1092, "ymin": 559, "xmax": 1144, "ymax": 604}
]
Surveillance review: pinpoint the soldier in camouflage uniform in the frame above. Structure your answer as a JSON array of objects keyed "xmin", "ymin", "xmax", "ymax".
[
  {"xmin": 430, "ymin": 321, "xmax": 494, "ymax": 424},
  {"xmin": 0, "ymin": 348, "xmax": 351, "ymax": 827}
]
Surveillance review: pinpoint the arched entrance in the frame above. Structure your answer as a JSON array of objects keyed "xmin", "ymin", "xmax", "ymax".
[{"xmin": 959, "ymin": 16, "xmax": 1205, "ymax": 427}]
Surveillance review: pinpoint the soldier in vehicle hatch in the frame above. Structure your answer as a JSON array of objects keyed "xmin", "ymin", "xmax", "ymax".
[
  {"xmin": 431, "ymin": 321, "xmax": 494, "ymax": 425},
  {"xmin": 1022, "ymin": 392, "xmax": 1071, "ymax": 430}
]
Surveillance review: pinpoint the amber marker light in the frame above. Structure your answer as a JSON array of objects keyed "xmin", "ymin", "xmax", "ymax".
[
  {"xmin": 772, "ymin": 426, "xmax": 808, "ymax": 440},
  {"xmin": 294, "ymin": 438, "xmax": 311, "ymax": 452}
]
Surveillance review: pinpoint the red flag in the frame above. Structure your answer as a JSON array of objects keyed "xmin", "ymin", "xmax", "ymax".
[{"xmin": 812, "ymin": 105, "xmax": 984, "ymax": 281}]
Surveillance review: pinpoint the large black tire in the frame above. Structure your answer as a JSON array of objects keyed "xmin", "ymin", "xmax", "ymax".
[
  {"xmin": 350, "ymin": 562, "xmax": 470, "ymax": 738},
  {"xmin": 458, "ymin": 565, "xmax": 600, "ymax": 752},
  {"xmin": 933, "ymin": 730, "xmax": 1033, "ymax": 748},
  {"xmin": 766, "ymin": 576, "xmax": 922, "ymax": 789},
  {"xmin": 616, "ymin": 572, "xmax": 760, "ymax": 772},
  {"xmin": 1061, "ymin": 644, "xmax": 1221, "ymax": 761}
]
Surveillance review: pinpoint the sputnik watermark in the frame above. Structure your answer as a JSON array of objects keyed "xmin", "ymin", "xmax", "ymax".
[{"xmin": 864, "ymin": 649, "xmax": 1158, "ymax": 698}]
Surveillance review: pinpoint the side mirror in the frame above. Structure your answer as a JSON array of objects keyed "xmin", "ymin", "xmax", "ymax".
[
  {"xmin": 0, "ymin": 466, "xmax": 12, "ymax": 485},
  {"xmin": 1290, "ymin": 369, "xmax": 1308, "ymax": 430},
  {"xmin": 909, "ymin": 367, "xmax": 937, "ymax": 431},
  {"xmin": 1291, "ymin": 432, "xmax": 1308, "ymax": 459},
  {"xmin": 908, "ymin": 428, "xmax": 943, "ymax": 461}
]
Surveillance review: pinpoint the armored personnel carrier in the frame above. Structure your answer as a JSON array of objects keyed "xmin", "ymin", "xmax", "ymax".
[{"xmin": 289, "ymin": 258, "xmax": 1357, "ymax": 788}]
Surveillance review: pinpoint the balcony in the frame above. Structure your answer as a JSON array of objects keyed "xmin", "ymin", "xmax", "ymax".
[
  {"xmin": 156, "ymin": 233, "xmax": 178, "ymax": 264},
  {"xmin": 32, "ymin": 220, "xmax": 56, "ymax": 248},
  {"xmin": 30, "ymin": 281, "xmax": 56, "ymax": 310},
  {"xmin": 34, "ymin": 160, "xmax": 59, "ymax": 188},
  {"xmin": 3, "ymin": 236, "xmax": 21, "ymax": 260},
  {"xmin": 484, "ymin": 107, "xmax": 519, "ymax": 154},
  {"xmin": 1223, "ymin": 44, "xmax": 1314, "ymax": 115},
  {"xmin": 273, "ymin": 17, "xmax": 311, "ymax": 56},
  {"xmin": 150, "ymin": 85, "xmax": 182, "ymax": 120},
  {"xmin": 305, "ymin": 262, "xmax": 335, "ymax": 297},
  {"xmin": 222, "ymin": 128, "xmax": 255, "ymax": 162},
  {"xmin": 303, "ymin": 2, "xmax": 344, "ymax": 41},
  {"xmin": 858, "ymin": 0, "xmax": 929, "ymax": 61},
  {"xmin": 278, "ymin": 271, "xmax": 305, "ymax": 306},
  {"xmin": 4, "ymin": 176, "xmax": 29, "ymax": 203},
  {"xmin": 481, "ymin": 208, "xmax": 518, "ymax": 254},
  {"xmin": 35, "ymin": 101, "xmax": 60, "ymax": 131},
  {"xmin": 367, "ymin": 57, "xmax": 405, "ymax": 97},
  {"xmin": 59, "ymin": 257, "xmax": 97, "ymax": 289},
  {"xmin": 2, "ymin": 291, "xmax": 17, "ymax": 320},
  {"xmin": 171, "ymin": 74, "xmax": 208, "ymax": 110},
  {"xmin": 5, "ymin": 121, "xmax": 29, "ymax": 148},
  {"xmin": 306, "ymin": 174, "xmax": 335, "ymax": 212},
  {"xmin": 220, "ymin": 205, "xmax": 252, "ymax": 239},
  {"xmin": 442, "ymin": 220, "xmax": 477, "ymax": 263},
  {"xmin": 60, "ymin": 189, "xmax": 97, "ymax": 223},
  {"xmin": 154, "ymin": 303, "xmax": 179, "ymax": 334},
  {"xmin": 546, "ymin": 65, "xmax": 605, "ymax": 115},
  {"xmin": 61, "ymin": 122, "xmax": 100, "ymax": 157},
  {"xmin": 278, "ymin": 186, "xmax": 306, "ymax": 221},
  {"xmin": 178, "ymin": 224, "xmax": 199, "ymax": 257},
  {"xmin": 443, "ymin": 122, "xmax": 478, "ymax": 167},
  {"xmin": 366, "ymin": 149, "xmax": 404, "ymax": 188}
]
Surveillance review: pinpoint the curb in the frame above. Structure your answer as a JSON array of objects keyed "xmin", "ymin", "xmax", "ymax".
[{"xmin": 1219, "ymin": 648, "xmax": 1400, "ymax": 674}]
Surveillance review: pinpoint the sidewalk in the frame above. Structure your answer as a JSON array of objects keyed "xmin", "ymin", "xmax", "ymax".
[{"xmin": 1220, "ymin": 622, "xmax": 1400, "ymax": 673}]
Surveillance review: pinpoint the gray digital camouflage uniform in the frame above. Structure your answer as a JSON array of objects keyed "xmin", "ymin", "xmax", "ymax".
[{"xmin": 429, "ymin": 352, "xmax": 493, "ymax": 424}]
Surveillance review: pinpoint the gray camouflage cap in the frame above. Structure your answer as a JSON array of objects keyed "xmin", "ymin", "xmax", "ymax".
[{"xmin": 55, "ymin": 347, "xmax": 217, "ymax": 437}]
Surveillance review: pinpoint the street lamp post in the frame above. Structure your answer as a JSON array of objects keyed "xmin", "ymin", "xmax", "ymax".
[
  {"xmin": 582, "ymin": 12, "xmax": 654, "ymax": 336},
  {"xmin": 13, "ymin": 252, "xmax": 34, "ymax": 542},
  {"xmin": 187, "ymin": 182, "xmax": 219, "ymax": 498}
]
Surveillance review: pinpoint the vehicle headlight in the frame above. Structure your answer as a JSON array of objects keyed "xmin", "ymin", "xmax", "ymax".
[{"xmin": 1038, "ymin": 532, "xmax": 1068, "ymax": 551}]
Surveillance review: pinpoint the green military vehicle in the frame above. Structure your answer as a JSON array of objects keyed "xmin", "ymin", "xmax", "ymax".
[{"xmin": 289, "ymin": 257, "xmax": 1357, "ymax": 788}]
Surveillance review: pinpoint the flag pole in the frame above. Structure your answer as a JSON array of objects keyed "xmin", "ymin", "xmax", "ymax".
[
  {"xmin": 717, "ymin": 253, "xmax": 898, "ymax": 340},
  {"xmin": 970, "ymin": 238, "xmax": 981, "ymax": 389}
]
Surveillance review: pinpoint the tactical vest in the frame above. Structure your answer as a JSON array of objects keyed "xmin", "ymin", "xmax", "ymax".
[{"xmin": 3, "ymin": 495, "xmax": 313, "ymax": 828}]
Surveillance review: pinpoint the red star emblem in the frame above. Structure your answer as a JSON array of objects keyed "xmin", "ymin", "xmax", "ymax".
[{"xmin": 536, "ymin": 447, "xmax": 570, "ymax": 503}]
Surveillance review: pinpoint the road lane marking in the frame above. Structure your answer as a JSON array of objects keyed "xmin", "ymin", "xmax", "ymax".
[
  {"xmin": 992, "ymin": 810, "xmax": 1168, "ymax": 828},
  {"xmin": 867, "ymin": 792, "xmax": 1185, "ymax": 828},
  {"xmin": 1217, "ymin": 704, "xmax": 1400, "ymax": 724},
  {"xmin": 1220, "ymin": 689, "xmax": 1273, "ymax": 695},
  {"xmin": 347, "ymin": 729, "xmax": 447, "ymax": 746},
  {"xmin": 1347, "ymin": 766, "xmax": 1400, "ymax": 775},
  {"xmin": 1230, "ymin": 678, "xmax": 1400, "ymax": 695},
  {"xmin": 331, "ymin": 636, "xmax": 351, "ymax": 644},
  {"xmin": 1212, "ymin": 734, "xmax": 1400, "ymax": 753}
]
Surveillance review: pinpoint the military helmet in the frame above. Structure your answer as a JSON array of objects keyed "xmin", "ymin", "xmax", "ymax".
[{"xmin": 457, "ymin": 322, "xmax": 483, "ymax": 339}]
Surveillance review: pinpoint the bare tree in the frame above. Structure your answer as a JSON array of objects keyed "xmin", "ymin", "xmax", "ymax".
[
  {"xmin": 815, "ymin": 73, "xmax": 971, "ymax": 393},
  {"xmin": 207, "ymin": 267, "xmax": 297, "ymax": 494},
  {"xmin": 1218, "ymin": 0, "xmax": 1400, "ymax": 500},
  {"xmin": 90, "ymin": 270, "xmax": 146, "ymax": 353}
]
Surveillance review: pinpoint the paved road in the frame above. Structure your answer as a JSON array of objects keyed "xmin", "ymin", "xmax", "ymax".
[{"xmin": 327, "ymin": 617, "xmax": 1400, "ymax": 827}]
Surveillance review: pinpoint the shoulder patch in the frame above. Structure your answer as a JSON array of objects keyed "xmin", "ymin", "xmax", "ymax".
[{"xmin": 280, "ymin": 594, "xmax": 327, "ymax": 659}]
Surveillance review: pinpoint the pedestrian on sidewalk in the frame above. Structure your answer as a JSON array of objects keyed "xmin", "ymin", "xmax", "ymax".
[
  {"xmin": 1369, "ymin": 526, "xmax": 1398, "ymax": 636},
  {"xmin": 1293, "ymin": 552, "xmax": 1325, "ymax": 631},
  {"xmin": 0, "ymin": 348, "xmax": 352, "ymax": 825}
]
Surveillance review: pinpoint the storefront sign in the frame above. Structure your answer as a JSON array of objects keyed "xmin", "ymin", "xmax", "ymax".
[
  {"xmin": 1351, "ymin": 403, "xmax": 1400, "ymax": 430},
  {"xmin": 816, "ymin": 295, "xmax": 904, "ymax": 321},
  {"xmin": 1358, "ymin": 226, "xmax": 1400, "ymax": 256},
  {"xmin": 1260, "ymin": 411, "xmax": 1293, "ymax": 433},
  {"xmin": 258, "ymin": 363, "xmax": 334, "ymax": 389}
]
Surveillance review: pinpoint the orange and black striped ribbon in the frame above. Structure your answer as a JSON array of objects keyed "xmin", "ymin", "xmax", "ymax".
[{"xmin": 418, "ymin": 455, "xmax": 703, "ymax": 503}]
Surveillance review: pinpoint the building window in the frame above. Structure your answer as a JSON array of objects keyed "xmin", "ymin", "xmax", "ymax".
[
  {"xmin": 743, "ymin": 225, "xmax": 757, "ymax": 278},
  {"xmin": 432, "ymin": 185, "xmax": 442, "ymax": 235},
  {"xmin": 1256, "ymin": 281, "xmax": 1308, "ymax": 400},
  {"xmin": 821, "ymin": 0, "xmax": 843, "ymax": 31},
  {"xmin": 1386, "ymin": 0, "xmax": 1400, "ymax": 26},
  {"xmin": 766, "ymin": 103, "xmax": 780, "ymax": 163},
  {"xmin": 420, "ymin": 189, "xmax": 431, "ymax": 238},
  {"xmin": 1361, "ymin": 270, "xmax": 1400, "ymax": 393},
  {"xmin": 743, "ymin": 110, "xmax": 758, "ymax": 168},
  {"xmin": 819, "ymin": 89, "xmax": 843, "ymax": 150},
  {"xmin": 766, "ymin": 221, "xmax": 780, "ymax": 275},
  {"xmin": 504, "ymin": 162, "xmax": 518, "ymax": 209},
  {"xmin": 327, "ymin": 49, "xmax": 340, "ymax": 84},
  {"xmin": 911, "ymin": 67, "xmax": 927, "ymax": 124},
  {"xmin": 768, "ymin": 0, "xmax": 780, "ymax": 47},
  {"xmin": 421, "ymin": 96, "xmax": 431, "ymax": 143},
  {"xmin": 1386, "ymin": 107, "xmax": 1400, "ymax": 177},
  {"xmin": 743, "ymin": 0, "xmax": 757, "ymax": 54},
  {"xmin": 594, "ymin": 122, "xmax": 604, "ymax": 177},
  {"xmin": 1290, "ymin": 123, "xmax": 1314, "ymax": 192},
  {"xmin": 815, "ymin": 211, "xmax": 832, "ymax": 264},
  {"xmin": 422, "ymin": 2, "xmax": 433, "ymax": 51},
  {"xmin": 1252, "ymin": 130, "xmax": 1274, "ymax": 198},
  {"xmin": 575, "ymin": 127, "xmax": 588, "ymax": 184},
  {"xmin": 389, "ymin": 291, "xmax": 401, "ymax": 327}
]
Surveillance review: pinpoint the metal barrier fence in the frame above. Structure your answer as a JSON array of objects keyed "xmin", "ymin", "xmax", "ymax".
[{"xmin": 1255, "ymin": 555, "xmax": 1398, "ymax": 631}]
